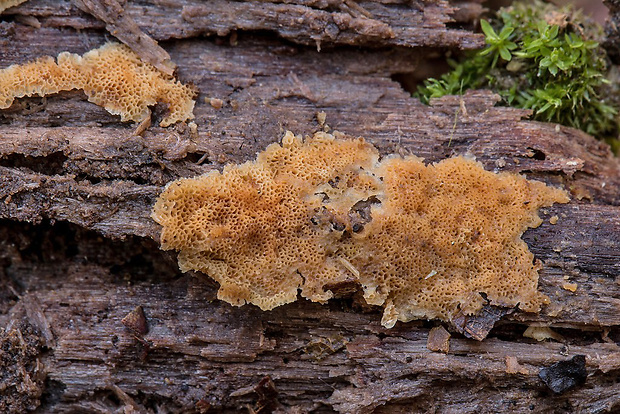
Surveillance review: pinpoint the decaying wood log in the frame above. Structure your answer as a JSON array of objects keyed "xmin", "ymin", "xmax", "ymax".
[{"xmin": 1, "ymin": 1, "xmax": 620, "ymax": 413}]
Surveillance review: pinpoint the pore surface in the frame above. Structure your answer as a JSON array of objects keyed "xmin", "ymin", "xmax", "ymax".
[{"xmin": 152, "ymin": 131, "xmax": 569, "ymax": 327}]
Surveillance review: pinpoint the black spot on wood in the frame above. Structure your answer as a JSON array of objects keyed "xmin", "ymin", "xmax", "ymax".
[{"xmin": 538, "ymin": 355, "xmax": 587, "ymax": 394}]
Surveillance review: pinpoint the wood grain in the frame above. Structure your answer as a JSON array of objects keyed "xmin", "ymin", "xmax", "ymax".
[
  {"xmin": 5, "ymin": 0, "xmax": 485, "ymax": 50},
  {"xmin": 0, "ymin": 2, "xmax": 619, "ymax": 412}
]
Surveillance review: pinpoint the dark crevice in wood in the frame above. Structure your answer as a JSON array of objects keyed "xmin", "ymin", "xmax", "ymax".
[{"xmin": 0, "ymin": 152, "xmax": 68, "ymax": 176}]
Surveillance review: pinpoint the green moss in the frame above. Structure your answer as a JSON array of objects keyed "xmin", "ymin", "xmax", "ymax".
[{"xmin": 417, "ymin": 0, "xmax": 619, "ymax": 141}]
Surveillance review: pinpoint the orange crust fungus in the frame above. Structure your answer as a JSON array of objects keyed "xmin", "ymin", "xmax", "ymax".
[
  {"xmin": 0, "ymin": 42, "xmax": 195, "ymax": 126},
  {"xmin": 152, "ymin": 131, "xmax": 569, "ymax": 327},
  {"xmin": 0, "ymin": 0, "xmax": 28, "ymax": 13}
]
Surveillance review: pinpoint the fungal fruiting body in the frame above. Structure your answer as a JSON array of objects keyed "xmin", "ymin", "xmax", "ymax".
[
  {"xmin": 152, "ymin": 132, "xmax": 569, "ymax": 327},
  {"xmin": 0, "ymin": 42, "xmax": 195, "ymax": 126},
  {"xmin": 0, "ymin": 0, "xmax": 27, "ymax": 13}
]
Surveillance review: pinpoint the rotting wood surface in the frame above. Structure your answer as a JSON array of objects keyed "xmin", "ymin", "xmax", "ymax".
[
  {"xmin": 1, "ymin": 1, "xmax": 620, "ymax": 413},
  {"xmin": 5, "ymin": 0, "xmax": 485, "ymax": 51}
]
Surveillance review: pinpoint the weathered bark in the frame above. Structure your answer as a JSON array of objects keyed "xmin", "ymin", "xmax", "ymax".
[
  {"xmin": 71, "ymin": 0, "xmax": 176, "ymax": 75},
  {"xmin": 1, "ymin": 1, "xmax": 620, "ymax": 413},
  {"xmin": 604, "ymin": 0, "xmax": 620, "ymax": 62},
  {"xmin": 5, "ymin": 0, "xmax": 485, "ymax": 50}
]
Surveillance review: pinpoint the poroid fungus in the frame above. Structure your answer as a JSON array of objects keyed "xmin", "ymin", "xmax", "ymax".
[
  {"xmin": 152, "ymin": 131, "xmax": 569, "ymax": 327},
  {"xmin": 0, "ymin": 0, "xmax": 27, "ymax": 13},
  {"xmin": 0, "ymin": 42, "xmax": 195, "ymax": 126}
]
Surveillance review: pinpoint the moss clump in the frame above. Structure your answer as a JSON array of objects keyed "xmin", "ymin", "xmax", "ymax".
[{"xmin": 417, "ymin": 0, "xmax": 618, "ymax": 139}]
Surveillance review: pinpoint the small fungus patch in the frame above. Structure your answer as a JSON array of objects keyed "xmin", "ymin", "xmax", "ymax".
[
  {"xmin": 524, "ymin": 325, "xmax": 564, "ymax": 342},
  {"xmin": 0, "ymin": 0, "xmax": 27, "ymax": 13},
  {"xmin": 0, "ymin": 42, "xmax": 195, "ymax": 126},
  {"xmin": 152, "ymin": 131, "xmax": 569, "ymax": 327}
]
